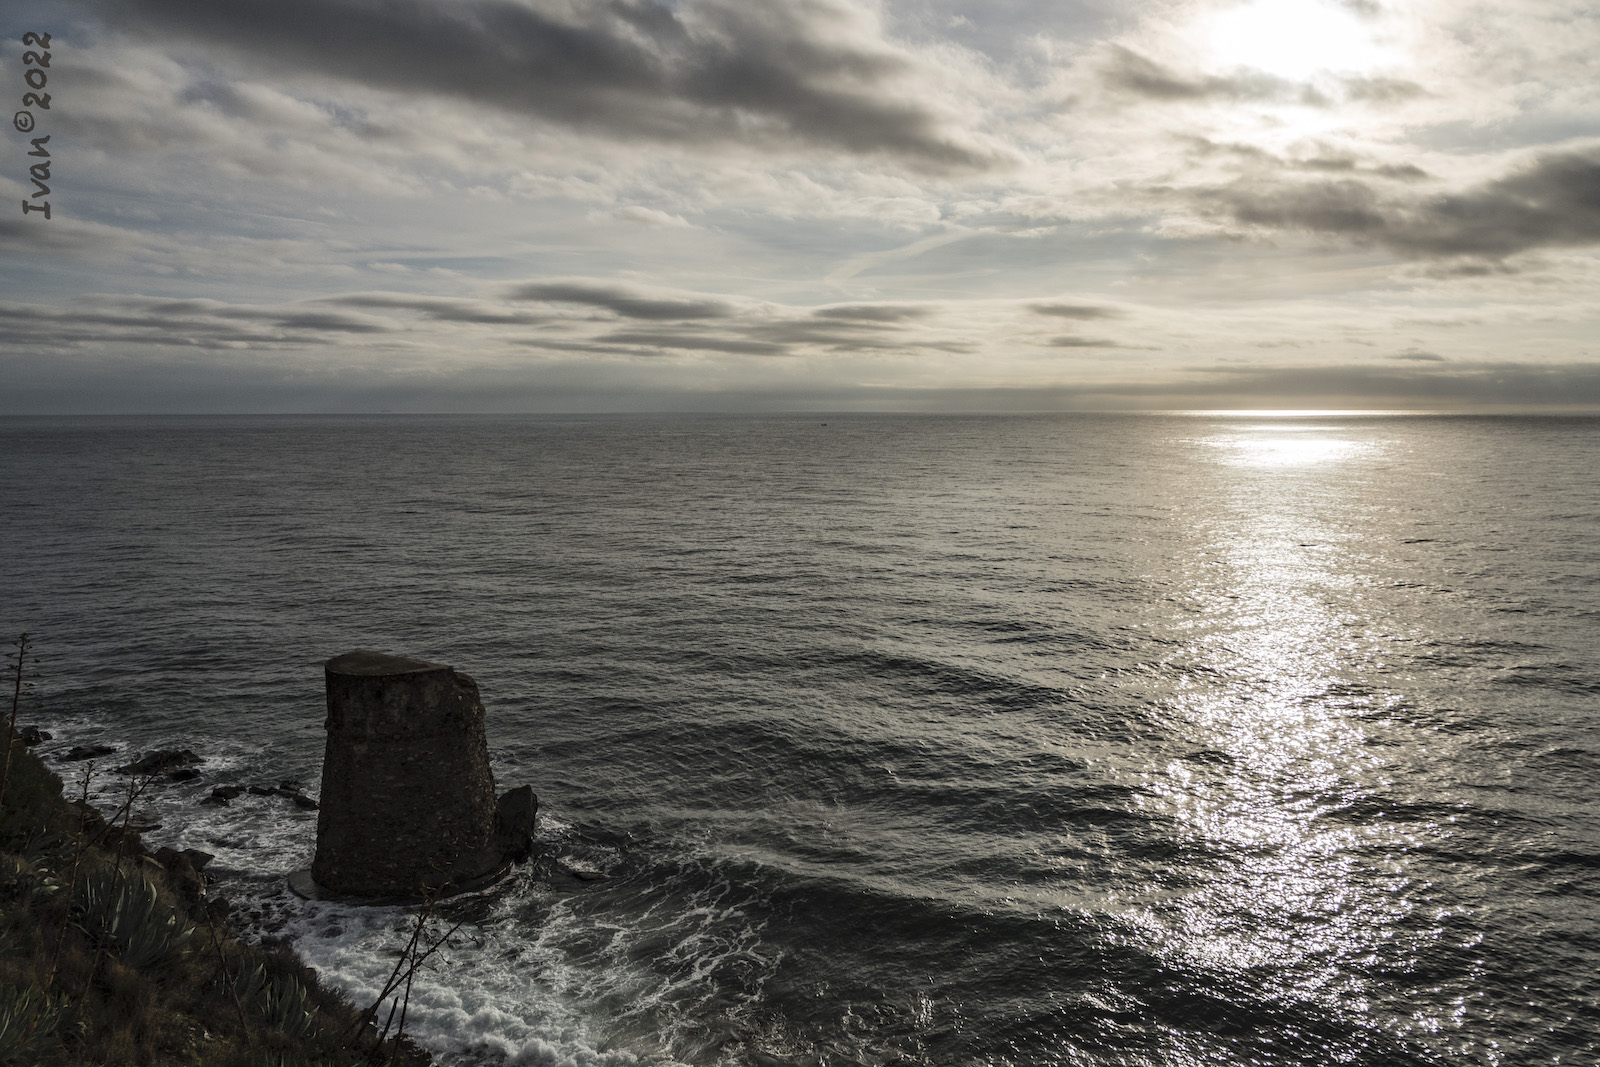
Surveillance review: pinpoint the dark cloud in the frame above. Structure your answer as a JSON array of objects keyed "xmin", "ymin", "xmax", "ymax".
[
  {"xmin": 509, "ymin": 281, "xmax": 734, "ymax": 320},
  {"xmin": 1298, "ymin": 156, "xmax": 1359, "ymax": 173},
  {"xmin": 1103, "ymin": 46, "xmax": 1311, "ymax": 104},
  {"xmin": 1046, "ymin": 335, "xmax": 1134, "ymax": 348},
  {"xmin": 1340, "ymin": 76, "xmax": 1427, "ymax": 104},
  {"xmin": 1370, "ymin": 163, "xmax": 1431, "ymax": 182},
  {"xmin": 740, "ymin": 322, "xmax": 894, "ymax": 348},
  {"xmin": 7, "ymin": 286, "xmax": 974, "ymax": 365},
  {"xmin": 1412, "ymin": 259, "xmax": 1522, "ymax": 279},
  {"xmin": 1151, "ymin": 361, "xmax": 1600, "ymax": 408},
  {"xmin": 1295, "ymin": 156, "xmax": 1430, "ymax": 182},
  {"xmin": 813, "ymin": 304, "xmax": 930, "ymax": 322},
  {"xmin": 817, "ymin": 362, "xmax": 1600, "ymax": 411},
  {"xmin": 0, "ymin": 299, "xmax": 390, "ymax": 350},
  {"xmin": 228, "ymin": 310, "xmax": 388, "ymax": 333},
  {"xmin": 597, "ymin": 330, "xmax": 788, "ymax": 356},
  {"xmin": 327, "ymin": 293, "xmax": 551, "ymax": 325},
  {"xmin": 342, "ymin": 288, "xmax": 951, "ymax": 352},
  {"xmin": 1390, "ymin": 350, "xmax": 1447, "ymax": 362},
  {"xmin": 1183, "ymin": 137, "xmax": 1432, "ymax": 182},
  {"xmin": 1032, "ymin": 302, "xmax": 1123, "ymax": 320},
  {"xmin": 1203, "ymin": 146, "xmax": 1600, "ymax": 258},
  {"xmin": 509, "ymin": 298, "xmax": 973, "ymax": 356},
  {"xmin": 742, "ymin": 319, "xmax": 967, "ymax": 352},
  {"xmin": 1336, "ymin": 0, "xmax": 1384, "ymax": 17},
  {"xmin": 1105, "ymin": 49, "xmax": 1426, "ymax": 110},
  {"xmin": 99, "ymin": 0, "xmax": 1002, "ymax": 171},
  {"xmin": 0, "ymin": 216, "xmax": 133, "ymax": 256},
  {"xmin": 588, "ymin": 311, "xmax": 969, "ymax": 356}
]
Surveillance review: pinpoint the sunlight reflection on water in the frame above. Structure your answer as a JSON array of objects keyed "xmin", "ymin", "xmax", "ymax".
[
  {"xmin": 1207, "ymin": 424, "xmax": 1371, "ymax": 468},
  {"xmin": 1141, "ymin": 420, "xmax": 1455, "ymax": 1036}
]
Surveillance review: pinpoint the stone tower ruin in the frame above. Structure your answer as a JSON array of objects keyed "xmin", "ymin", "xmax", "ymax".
[{"xmin": 311, "ymin": 650, "xmax": 532, "ymax": 900}]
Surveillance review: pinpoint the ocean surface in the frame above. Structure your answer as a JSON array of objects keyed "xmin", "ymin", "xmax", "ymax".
[{"xmin": 3, "ymin": 412, "xmax": 1599, "ymax": 1066}]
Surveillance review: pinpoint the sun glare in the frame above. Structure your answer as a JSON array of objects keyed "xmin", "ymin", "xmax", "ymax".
[{"xmin": 1206, "ymin": 0, "xmax": 1386, "ymax": 80}]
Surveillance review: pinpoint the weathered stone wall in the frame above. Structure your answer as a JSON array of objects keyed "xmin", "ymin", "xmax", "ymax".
[{"xmin": 312, "ymin": 651, "xmax": 500, "ymax": 899}]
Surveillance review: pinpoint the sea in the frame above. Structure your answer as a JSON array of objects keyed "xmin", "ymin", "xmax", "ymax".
[{"xmin": 2, "ymin": 412, "xmax": 1598, "ymax": 1066}]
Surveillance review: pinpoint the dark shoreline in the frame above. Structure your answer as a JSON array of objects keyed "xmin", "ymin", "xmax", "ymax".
[{"xmin": 0, "ymin": 737, "xmax": 436, "ymax": 1066}]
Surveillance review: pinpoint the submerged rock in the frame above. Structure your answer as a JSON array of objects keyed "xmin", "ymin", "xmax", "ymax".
[
  {"xmin": 62, "ymin": 743, "xmax": 116, "ymax": 762},
  {"xmin": 559, "ymin": 861, "xmax": 607, "ymax": 883},
  {"xmin": 491, "ymin": 785, "xmax": 538, "ymax": 862},
  {"xmin": 203, "ymin": 785, "xmax": 244, "ymax": 805},
  {"xmin": 117, "ymin": 748, "xmax": 201, "ymax": 775}
]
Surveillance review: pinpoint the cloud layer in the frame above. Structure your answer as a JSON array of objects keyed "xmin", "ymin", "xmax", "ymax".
[
  {"xmin": 4, "ymin": 0, "xmax": 1599, "ymax": 412},
  {"xmin": 1207, "ymin": 146, "xmax": 1600, "ymax": 260},
  {"xmin": 102, "ymin": 0, "xmax": 1004, "ymax": 170}
]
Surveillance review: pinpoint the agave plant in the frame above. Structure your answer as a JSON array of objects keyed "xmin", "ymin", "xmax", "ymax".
[
  {"xmin": 0, "ymin": 984, "xmax": 65, "ymax": 1065},
  {"xmin": 225, "ymin": 1054, "xmax": 343, "ymax": 1067},
  {"xmin": 215, "ymin": 1052, "xmax": 342, "ymax": 1067},
  {"xmin": 0, "ymin": 852, "xmax": 25, "ymax": 894},
  {"xmin": 234, "ymin": 959, "xmax": 319, "ymax": 1039},
  {"xmin": 0, "ymin": 852, "xmax": 56, "ymax": 905},
  {"xmin": 73, "ymin": 866, "xmax": 194, "ymax": 968}
]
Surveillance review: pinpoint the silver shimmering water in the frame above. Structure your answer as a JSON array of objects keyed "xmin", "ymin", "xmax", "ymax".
[{"xmin": 3, "ymin": 413, "xmax": 1597, "ymax": 1066}]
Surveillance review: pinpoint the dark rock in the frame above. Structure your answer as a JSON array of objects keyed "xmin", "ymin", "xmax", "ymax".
[
  {"xmin": 278, "ymin": 780, "xmax": 305, "ymax": 795},
  {"xmin": 62, "ymin": 743, "xmax": 117, "ymax": 762},
  {"xmin": 248, "ymin": 784, "xmax": 277, "ymax": 796},
  {"xmin": 211, "ymin": 785, "xmax": 243, "ymax": 801},
  {"xmin": 117, "ymin": 748, "xmax": 201, "ymax": 775},
  {"xmin": 172, "ymin": 871, "xmax": 207, "ymax": 914},
  {"xmin": 102, "ymin": 822, "xmax": 144, "ymax": 851},
  {"xmin": 169, "ymin": 768, "xmax": 202, "ymax": 782},
  {"xmin": 559, "ymin": 861, "xmax": 607, "ymax": 882},
  {"xmin": 292, "ymin": 793, "xmax": 320, "ymax": 810},
  {"xmin": 155, "ymin": 847, "xmax": 212, "ymax": 914},
  {"xmin": 69, "ymin": 800, "xmax": 109, "ymax": 835},
  {"xmin": 17, "ymin": 725, "xmax": 50, "ymax": 745},
  {"xmin": 491, "ymin": 786, "xmax": 538, "ymax": 862},
  {"xmin": 444, "ymin": 785, "xmax": 538, "ymax": 881},
  {"xmin": 312, "ymin": 651, "xmax": 498, "ymax": 899},
  {"xmin": 200, "ymin": 794, "xmax": 229, "ymax": 806},
  {"xmin": 154, "ymin": 846, "xmax": 212, "ymax": 872}
]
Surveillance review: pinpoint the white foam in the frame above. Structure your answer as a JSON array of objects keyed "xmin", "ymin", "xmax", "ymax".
[
  {"xmin": 214, "ymin": 830, "xmax": 774, "ymax": 1065},
  {"xmin": 275, "ymin": 886, "xmax": 679, "ymax": 1067},
  {"xmin": 40, "ymin": 726, "xmax": 776, "ymax": 1065}
]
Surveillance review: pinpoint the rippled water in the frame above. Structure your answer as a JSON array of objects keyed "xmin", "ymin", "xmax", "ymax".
[{"xmin": 3, "ymin": 413, "xmax": 1598, "ymax": 1066}]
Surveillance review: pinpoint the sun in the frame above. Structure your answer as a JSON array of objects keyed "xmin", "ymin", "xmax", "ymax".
[{"xmin": 1206, "ymin": 0, "xmax": 1387, "ymax": 81}]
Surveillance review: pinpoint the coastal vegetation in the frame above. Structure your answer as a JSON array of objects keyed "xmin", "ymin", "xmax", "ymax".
[{"xmin": 0, "ymin": 635, "xmax": 433, "ymax": 1066}]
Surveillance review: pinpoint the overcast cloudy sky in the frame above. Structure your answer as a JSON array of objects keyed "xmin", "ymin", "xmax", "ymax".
[{"xmin": 3, "ymin": 0, "xmax": 1598, "ymax": 412}]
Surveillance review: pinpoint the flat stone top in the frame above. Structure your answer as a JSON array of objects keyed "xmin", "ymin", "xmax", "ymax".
[{"xmin": 326, "ymin": 650, "xmax": 449, "ymax": 676}]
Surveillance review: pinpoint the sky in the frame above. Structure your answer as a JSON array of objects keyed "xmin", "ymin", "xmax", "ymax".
[{"xmin": 2, "ymin": 0, "xmax": 1598, "ymax": 413}]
